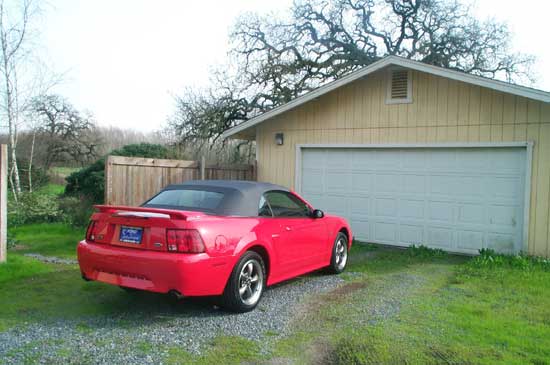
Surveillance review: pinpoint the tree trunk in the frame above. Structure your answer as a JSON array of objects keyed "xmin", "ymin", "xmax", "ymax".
[
  {"xmin": 8, "ymin": 162, "xmax": 16, "ymax": 202},
  {"xmin": 28, "ymin": 129, "xmax": 36, "ymax": 192},
  {"xmin": 7, "ymin": 116, "xmax": 21, "ymax": 194},
  {"xmin": 3, "ymin": 59, "xmax": 21, "ymax": 194}
]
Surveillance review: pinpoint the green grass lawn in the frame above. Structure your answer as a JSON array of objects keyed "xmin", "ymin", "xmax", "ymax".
[
  {"xmin": 1, "ymin": 225, "xmax": 549, "ymax": 364},
  {"xmin": 10, "ymin": 223, "xmax": 85, "ymax": 259},
  {"xmin": 36, "ymin": 183, "xmax": 66, "ymax": 196},
  {"xmin": 273, "ymin": 245, "xmax": 550, "ymax": 365},
  {"xmin": 49, "ymin": 167, "xmax": 79, "ymax": 175}
]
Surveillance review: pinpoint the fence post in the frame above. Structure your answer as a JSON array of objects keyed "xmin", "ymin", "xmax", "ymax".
[
  {"xmin": 200, "ymin": 156, "xmax": 206, "ymax": 180},
  {"xmin": 104, "ymin": 155, "xmax": 113, "ymax": 205},
  {"xmin": 252, "ymin": 160, "xmax": 258, "ymax": 181},
  {"xmin": 0, "ymin": 144, "xmax": 7, "ymax": 263}
]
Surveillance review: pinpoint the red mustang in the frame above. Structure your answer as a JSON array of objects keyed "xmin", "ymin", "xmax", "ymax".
[{"xmin": 77, "ymin": 180, "xmax": 352, "ymax": 312}]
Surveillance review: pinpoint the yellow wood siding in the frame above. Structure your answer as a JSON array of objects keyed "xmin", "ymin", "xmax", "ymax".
[{"xmin": 256, "ymin": 68, "xmax": 550, "ymax": 256}]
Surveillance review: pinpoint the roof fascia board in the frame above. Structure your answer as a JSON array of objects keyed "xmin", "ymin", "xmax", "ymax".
[{"xmin": 392, "ymin": 58, "xmax": 550, "ymax": 102}]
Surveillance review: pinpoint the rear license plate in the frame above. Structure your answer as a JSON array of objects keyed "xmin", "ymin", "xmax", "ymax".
[{"xmin": 119, "ymin": 226, "xmax": 143, "ymax": 244}]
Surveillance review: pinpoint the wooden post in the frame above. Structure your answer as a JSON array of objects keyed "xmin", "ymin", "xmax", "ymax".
[
  {"xmin": 200, "ymin": 156, "xmax": 206, "ymax": 180},
  {"xmin": 104, "ymin": 155, "xmax": 113, "ymax": 205},
  {"xmin": 0, "ymin": 144, "xmax": 7, "ymax": 263},
  {"xmin": 252, "ymin": 160, "xmax": 258, "ymax": 181}
]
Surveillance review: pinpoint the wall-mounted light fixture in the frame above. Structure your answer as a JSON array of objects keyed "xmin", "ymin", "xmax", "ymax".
[{"xmin": 275, "ymin": 132, "xmax": 284, "ymax": 145}]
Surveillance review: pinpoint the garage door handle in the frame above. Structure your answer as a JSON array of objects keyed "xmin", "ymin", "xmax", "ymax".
[{"xmin": 285, "ymin": 226, "xmax": 292, "ymax": 231}]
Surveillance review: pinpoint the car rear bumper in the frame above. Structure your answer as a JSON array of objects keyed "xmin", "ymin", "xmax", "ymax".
[{"xmin": 77, "ymin": 240, "xmax": 232, "ymax": 296}]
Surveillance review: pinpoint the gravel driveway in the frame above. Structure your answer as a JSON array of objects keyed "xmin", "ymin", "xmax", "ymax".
[{"xmin": 0, "ymin": 273, "xmax": 344, "ymax": 365}]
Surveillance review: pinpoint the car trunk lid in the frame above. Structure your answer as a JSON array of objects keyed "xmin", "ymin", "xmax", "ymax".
[{"xmin": 89, "ymin": 205, "xmax": 199, "ymax": 251}]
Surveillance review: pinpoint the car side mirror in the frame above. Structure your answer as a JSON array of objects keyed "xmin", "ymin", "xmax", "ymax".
[{"xmin": 312, "ymin": 209, "xmax": 324, "ymax": 219}]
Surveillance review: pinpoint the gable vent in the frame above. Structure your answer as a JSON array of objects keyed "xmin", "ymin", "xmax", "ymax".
[
  {"xmin": 386, "ymin": 68, "xmax": 412, "ymax": 104},
  {"xmin": 391, "ymin": 70, "xmax": 409, "ymax": 98}
]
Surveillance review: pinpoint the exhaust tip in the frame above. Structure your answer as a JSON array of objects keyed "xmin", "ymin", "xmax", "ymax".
[{"xmin": 168, "ymin": 290, "xmax": 184, "ymax": 300}]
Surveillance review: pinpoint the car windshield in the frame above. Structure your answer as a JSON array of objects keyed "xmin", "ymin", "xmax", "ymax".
[{"xmin": 143, "ymin": 189, "xmax": 225, "ymax": 211}]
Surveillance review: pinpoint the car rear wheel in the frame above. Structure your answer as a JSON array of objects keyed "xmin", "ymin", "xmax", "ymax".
[
  {"xmin": 221, "ymin": 251, "xmax": 265, "ymax": 312},
  {"xmin": 328, "ymin": 232, "xmax": 348, "ymax": 274}
]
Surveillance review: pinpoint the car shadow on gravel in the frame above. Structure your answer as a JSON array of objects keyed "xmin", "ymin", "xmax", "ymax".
[
  {"xmin": 84, "ymin": 269, "xmax": 342, "ymax": 321},
  {"xmin": 0, "ymin": 269, "xmax": 345, "ymax": 364}
]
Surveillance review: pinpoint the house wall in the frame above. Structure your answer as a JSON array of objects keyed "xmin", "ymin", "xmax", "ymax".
[{"xmin": 256, "ymin": 69, "xmax": 550, "ymax": 257}]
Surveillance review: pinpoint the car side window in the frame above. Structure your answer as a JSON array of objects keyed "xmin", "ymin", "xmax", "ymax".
[
  {"xmin": 258, "ymin": 195, "xmax": 274, "ymax": 217},
  {"xmin": 264, "ymin": 191, "xmax": 310, "ymax": 217}
]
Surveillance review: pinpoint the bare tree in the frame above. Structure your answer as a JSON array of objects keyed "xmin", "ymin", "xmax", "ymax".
[
  {"xmin": 29, "ymin": 94, "xmax": 101, "ymax": 170},
  {"xmin": 0, "ymin": 0, "xmax": 41, "ymax": 198},
  {"xmin": 170, "ymin": 0, "xmax": 534, "ymax": 145},
  {"xmin": 231, "ymin": 0, "xmax": 534, "ymax": 109},
  {"xmin": 168, "ymin": 87, "xmax": 251, "ymax": 147}
]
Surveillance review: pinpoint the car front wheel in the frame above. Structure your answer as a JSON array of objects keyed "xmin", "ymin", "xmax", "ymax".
[
  {"xmin": 221, "ymin": 251, "xmax": 265, "ymax": 312},
  {"xmin": 328, "ymin": 232, "xmax": 348, "ymax": 274}
]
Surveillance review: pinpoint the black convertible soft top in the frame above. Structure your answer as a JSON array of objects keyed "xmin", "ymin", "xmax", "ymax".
[{"xmin": 143, "ymin": 180, "xmax": 290, "ymax": 216}]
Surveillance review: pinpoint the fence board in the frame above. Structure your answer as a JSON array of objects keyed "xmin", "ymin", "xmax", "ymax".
[
  {"xmin": 105, "ymin": 155, "xmax": 256, "ymax": 206},
  {"xmin": 0, "ymin": 145, "xmax": 7, "ymax": 263}
]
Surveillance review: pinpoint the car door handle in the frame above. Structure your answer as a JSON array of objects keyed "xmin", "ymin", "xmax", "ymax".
[{"xmin": 285, "ymin": 226, "xmax": 292, "ymax": 231}]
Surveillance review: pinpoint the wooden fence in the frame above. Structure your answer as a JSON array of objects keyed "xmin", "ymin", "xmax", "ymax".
[
  {"xmin": 104, "ymin": 155, "xmax": 256, "ymax": 206},
  {"xmin": 0, "ymin": 145, "xmax": 7, "ymax": 263}
]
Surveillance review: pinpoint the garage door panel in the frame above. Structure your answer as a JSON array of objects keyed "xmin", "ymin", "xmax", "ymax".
[
  {"xmin": 350, "ymin": 197, "xmax": 370, "ymax": 216},
  {"xmin": 399, "ymin": 224, "xmax": 424, "ymax": 245},
  {"xmin": 351, "ymin": 150, "xmax": 376, "ymax": 169},
  {"xmin": 427, "ymin": 226, "xmax": 454, "ymax": 248},
  {"xmin": 454, "ymin": 176, "xmax": 487, "ymax": 197},
  {"xmin": 430, "ymin": 175, "xmax": 457, "ymax": 196},
  {"xmin": 457, "ymin": 149, "xmax": 489, "ymax": 171},
  {"xmin": 489, "ymin": 205, "xmax": 518, "ymax": 227},
  {"xmin": 375, "ymin": 198, "xmax": 397, "ymax": 218},
  {"xmin": 326, "ymin": 150, "xmax": 350, "ymax": 168},
  {"xmin": 429, "ymin": 150, "xmax": 457, "ymax": 170},
  {"xmin": 375, "ymin": 174, "xmax": 401, "ymax": 193},
  {"xmin": 429, "ymin": 201, "xmax": 454, "ymax": 222},
  {"xmin": 302, "ymin": 169, "xmax": 324, "ymax": 194},
  {"xmin": 301, "ymin": 147, "xmax": 526, "ymax": 254},
  {"xmin": 457, "ymin": 230, "xmax": 485, "ymax": 251},
  {"xmin": 302, "ymin": 150, "xmax": 325, "ymax": 166},
  {"xmin": 326, "ymin": 170, "xmax": 351, "ymax": 193},
  {"xmin": 402, "ymin": 174, "xmax": 426, "ymax": 194},
  {"xmin": 489, "ymin": 149, "xmax": 524, "ymax": 172},
  {"xmin": 457, "ymin": 203, "xmax": 486, "ymax": 224},
  {"xmin": 373, "ymin": 150, "xmax": 402, "ymax": 169},
  {"xmin": 374, "ymin": 222, "xmax": 397, "ymax": 243},
  {"xmin": 487, "ymin": 233, "xmax": 516, "ymax": 253},
  {"xmin": 323, "ymin": 195, "xmax": 348, "ymax": 215},
  {"xmin": 351, "ymin": 173, "xmax": 371, "ymax": 193},
  {"xmin": 350, "ymin": 219, "xmax": 370, "ymax": 240},
  {"xmin": 492, "ymin": 177, "xmax": 521, "ymax": 199},
  {"xmin": 402, "ymin": 150, "xmax": 428, "ymax": 170},
  {"xmin": 400, "ymin": 199, "xmax": 425, "ymax": 219}
]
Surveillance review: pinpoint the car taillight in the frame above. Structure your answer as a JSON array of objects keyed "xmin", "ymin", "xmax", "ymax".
[
  {"xmin": 166, "ymin": 229, "xmax": 205, "ymax": 253},
  {"xmin": 86, "ymin": 221, "xmax": 99, "ymax": 242}
]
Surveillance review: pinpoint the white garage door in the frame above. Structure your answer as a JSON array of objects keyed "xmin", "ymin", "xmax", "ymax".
[{"xmin": 300, "ymin": 147, "xmax": 527, "ymax": 254}]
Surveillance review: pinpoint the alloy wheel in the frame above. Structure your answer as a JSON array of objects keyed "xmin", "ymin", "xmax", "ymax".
[
  {"xmin": 335, "ymin": 238, "xmax": 348, "ymax": 270},
  {"xmin": 238, "ymin": 259, "xmax": 263, "ymax": 306}
]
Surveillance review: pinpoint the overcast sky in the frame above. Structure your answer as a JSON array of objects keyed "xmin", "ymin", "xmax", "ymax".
[{"xmin": 42, "ymin": 0, "xmax": 550, "ymax": 132}]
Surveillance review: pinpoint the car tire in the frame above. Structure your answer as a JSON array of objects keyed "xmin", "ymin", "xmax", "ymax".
[
  {"xmin": 328, "ymin": 232, "xmax": 348, "ymax": 274},
  {"xmin": 221, "ymin": 251, "xmax": 266, "ymax": 312}
]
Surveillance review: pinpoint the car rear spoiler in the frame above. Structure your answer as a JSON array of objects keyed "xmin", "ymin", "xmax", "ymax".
[{"xmin": 93, "ymin": 205, "xmax": 188, "ymax": 220}]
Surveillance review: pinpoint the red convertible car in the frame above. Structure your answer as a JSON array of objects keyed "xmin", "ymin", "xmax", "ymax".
[{"xmin": 77, "ymin": 180, "xmax": 352, "ymax": 312}]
